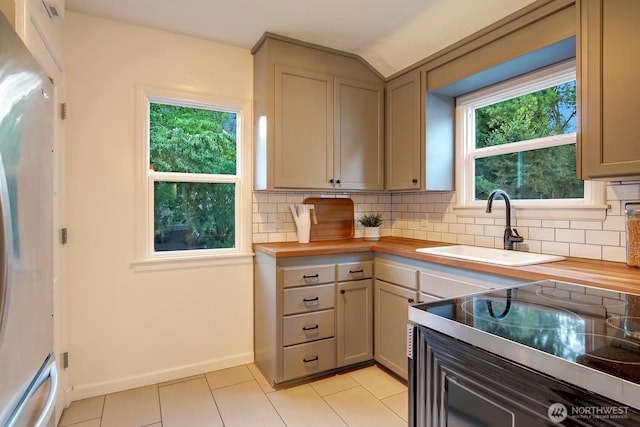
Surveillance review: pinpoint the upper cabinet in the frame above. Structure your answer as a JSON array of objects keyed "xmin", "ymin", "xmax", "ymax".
[
  {"xmin": 253, "ymin": 34, "xmax": 384, "ymax": 191},
  {"xmin": 385, "ymin": 70, "xmax": 422, "ymax": 191},
  {"xmin": 578, "ymin": 0, "xmax": 640, "ymax": 180}
]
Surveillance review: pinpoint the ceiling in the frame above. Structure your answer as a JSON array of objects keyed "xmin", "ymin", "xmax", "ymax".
[{"xmin": 64, "ymin": 0, "xmax": 538, "ymax": 78}]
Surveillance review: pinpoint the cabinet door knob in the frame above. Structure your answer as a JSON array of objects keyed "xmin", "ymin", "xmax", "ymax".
[
  {"xmin": 336, "ymin": 179, "xmax": 341, "ymax": 184},
  {"xmin": 412, "ymin": 178, "xmax": 418, "ymax": 184},
  {"xmin": 408, "ymin": 298, "xmax": 415, "ymax": 303},
  {"xmin": 340, "ymin": 289, "xmax": 346, "ymax": 294},
  {"xmin": 329, "ymin": 179, "xmax": 334, "ymax": 184}
]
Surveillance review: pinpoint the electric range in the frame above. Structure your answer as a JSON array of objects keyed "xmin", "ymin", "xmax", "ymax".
[{"xmin": 408, "ymin": 279, "xmax": 640, "ymax": 410}]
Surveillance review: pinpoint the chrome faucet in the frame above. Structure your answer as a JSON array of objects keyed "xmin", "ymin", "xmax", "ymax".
[{"xmin": 486, "ymin": 189, "xmax": 524, "ymax": 250}]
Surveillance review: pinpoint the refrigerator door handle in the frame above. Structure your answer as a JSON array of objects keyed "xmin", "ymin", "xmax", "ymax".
[
  {"xmin": 0, "ymin": 153, "xmax": 11, "ymax": 334},
  {"xmin": 6, "ymin": 359, "xmax": 58, "ymax": 427}
]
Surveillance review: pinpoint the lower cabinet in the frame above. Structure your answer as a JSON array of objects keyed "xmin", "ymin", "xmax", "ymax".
[
  {"xmin": 254, "ymin": 252, "xmax": 373, "ymax": 386},
  {"xmin": 374, "ymin": 279, "xmax": 418, "ymax": 379},
  {"xmin": 374, "ymin": 257, "xmax": 419, "ymax": 379},
  {"xmin": 337, "ymin": 279, "xmax": 373, "ymax": 367}
]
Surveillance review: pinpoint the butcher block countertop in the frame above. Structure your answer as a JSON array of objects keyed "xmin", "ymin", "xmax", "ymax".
[{"xmin": 253, "ymin": 237, "xmax": 640, "ymax": 294}]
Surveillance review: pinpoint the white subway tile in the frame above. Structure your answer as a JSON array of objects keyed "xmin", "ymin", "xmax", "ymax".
[
  {"xmin": 441, "ymin": 233, "xmax": 457, "ymax": 243},
  {"xmin": 520, "ymin": 240, "xmax": 541, "ymax": 253},
  {"xmin": 528, "ymin": 227, "xmax": 555, "ymax": 241},
  {"xmin": 413, "ymin": 230, "xmax": 428, "ymax": 240},
  {"xmin": 541, "ymin": 220, "xmax": 570, "ymax": 229},
  {"xmin": 268, "ymin": 194, "xmax": 288, "ymax": 203},
  {"xmin": 541, "ymin": 241, "xmax": 569, "ymax": 256},
  {"xmin": 475, "ymin": 236, "xmax": 494, "ymax": 247},
  {"xmin": 570, "ymin": 220, "xmax": 602, "ymax": 230},
  {"xmin": 602, "ymin": 246, "xmax": 626, "ymax": 263},
  {"xmin": 586, "ymin": 230, "xmax": 620, "ymax": 246},
  {"xmin": 517, "ymin": 219, "xmax": 541, "ymax": 227},
  {"xmin": 484, "ymin": 225, "xmax": 503, "ymax": 237},
  {"xmin": 556, "ymin": 229, "xmax": 585, "ymax": 243},
  {"xmin": 466, "ymin": 224, "xmax": 484, "ymax": 235},
  {"xmin": 475, "ymin": 217, "xmax": 494, "ymax": 225},
  {"xmin": 448, "ymin": 223, "xmax": 466, "ymax": 234},
  {"xmin": 603, "ymin": 215, "xmax": 625, "ymax": 231},
  {"xmin": 456, "ymin": 216, "xmax": 473, "ymax": 224},
  {"xmin": 457, "ymin": 234, "xmax": 475, "ymax": 245},
  {"xmin": 442, "ymin": 213, "xmax": 457, "ymax": 223},
  {"xmin": 569, "ymin": 243, "xmax": 602, "ymax": 260},
  {"xmin": 427, "ymin": 231, "xmax": 442, "ymax": 241},
  {"xmin": 434, "ymin": 222, "xmax": 448, "ymax": 233},
  {"xmin": 259, "ymin": 203, "xmax": 277, "ymax": 213}
]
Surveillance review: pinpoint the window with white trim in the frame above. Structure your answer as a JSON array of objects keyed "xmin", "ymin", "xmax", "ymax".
[
  {"xmin": 136, "ymin": 87, "xmax": 250, "ymax": 262},
  {"xmin": 456, "ymin": 60, "xmax": 602, "ymax": 212}
]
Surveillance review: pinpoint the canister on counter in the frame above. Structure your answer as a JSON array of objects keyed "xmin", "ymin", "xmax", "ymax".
[{"xmin": 625, "ymin": 202, "xmax": 640, "ymax": 268}]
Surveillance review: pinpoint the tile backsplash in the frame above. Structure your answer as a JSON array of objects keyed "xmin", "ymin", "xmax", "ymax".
[{"xmin": 252, "ymin": 182, "xmax": 640, "ymax": 263}]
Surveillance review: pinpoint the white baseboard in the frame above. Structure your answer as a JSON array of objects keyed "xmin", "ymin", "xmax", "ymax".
[{"xmin": 68, "ymin": 352, "xmax": 254, "ymax": 402}]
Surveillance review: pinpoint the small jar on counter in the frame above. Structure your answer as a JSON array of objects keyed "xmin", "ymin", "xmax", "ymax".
[{"xmin": 625, "ymin": 202, "xmax": 640, "ymax": 268}]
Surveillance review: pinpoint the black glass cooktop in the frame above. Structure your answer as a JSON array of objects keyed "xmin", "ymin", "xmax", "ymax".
[{"xmin": 415, "ymin": 280, "xmax": 640, "ymax": 384}]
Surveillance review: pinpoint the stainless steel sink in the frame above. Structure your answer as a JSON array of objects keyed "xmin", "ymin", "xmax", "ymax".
[{"xmin": 416, "ymin": 245, "xmax": 564, "ymax": 267}]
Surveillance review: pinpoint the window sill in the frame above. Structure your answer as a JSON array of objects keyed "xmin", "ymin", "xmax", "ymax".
[
  {"xmin": 131, "ymin": 252, "xmax": 254, "ymax": 272},
  {"xmin": 453, "ymin": 203, "xmax": 610, "ymax": 221}
]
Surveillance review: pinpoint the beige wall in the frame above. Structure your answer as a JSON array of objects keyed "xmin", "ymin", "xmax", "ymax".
[{"xmin": 64, "ymin": 12, "xmax": 254, "ymax": 400}]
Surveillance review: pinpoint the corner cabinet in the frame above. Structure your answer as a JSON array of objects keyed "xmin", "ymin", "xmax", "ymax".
[
  {"xmin": 385, "ymin": 70, "xmax": 422, "ymax": 190},
  {"xmin": 577, "ymin": 0, "xmax": 640, "ymax": 180},
  {"xmin": 253, "ymin": 34, "xmax": 384, "ymax": 191}
]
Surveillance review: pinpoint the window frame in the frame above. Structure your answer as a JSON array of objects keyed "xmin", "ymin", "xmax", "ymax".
[
  {"xmin": 454, "ymin": 60, "xmax": 606, "ymax": 220},
  {"xmin": 133, "ymin": 86, "xmax": 252, "ymax": 269}
]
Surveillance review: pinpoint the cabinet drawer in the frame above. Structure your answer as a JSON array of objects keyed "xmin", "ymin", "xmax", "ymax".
[
  {"xmin": 419, "ymin": 271, "xmax": 490, "ymax": 299},
  {"xmin": 282, "ymin": 264, "xmax": 335, "ymax": 288},
  {"xmin": 283, "ymin": 284, "xmax": 335, "ymax": 315},
  {"xmin": 283, "ymin": 338, "xmax": 336, "ymax": 381},
  {"xmin": 283, "ymin": 309, "xmax": 335, "ymax": 346},
  {"xmin": 337, "ymin": 261, "xmax": 373, "ymax": 282},
  {"xmin": 375, "ymin": 260, "xmax": 418, "ymax": 290}
]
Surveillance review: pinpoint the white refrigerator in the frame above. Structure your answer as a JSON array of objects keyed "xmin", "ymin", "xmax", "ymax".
[{"xmin": 0, "ymin": 11, "xmax": 57, "ymax": 427}]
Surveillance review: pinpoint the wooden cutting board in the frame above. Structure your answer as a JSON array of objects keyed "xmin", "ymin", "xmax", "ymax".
[{"xmin": 304, "ymin": 197, "xmax": 354, "ymax": 240}]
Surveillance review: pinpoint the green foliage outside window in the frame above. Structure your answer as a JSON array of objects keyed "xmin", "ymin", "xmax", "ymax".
[
  {"xmin": 474, "ymin": 81, "xmax": 583, "ymax": 200},
  {"xmin": 150, "ymin": 103, "xmax": 237, "ymax": 251}
]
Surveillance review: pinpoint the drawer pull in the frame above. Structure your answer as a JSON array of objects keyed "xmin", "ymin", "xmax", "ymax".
[
  {"xmin": 349, "ymin": 269, "xmax": 364, "ymax": 274},
  {"xmin": 303, "ymin": 325, "xmax": 319, "ymax": 331},
  {"xmin": 408, "ymin": 298, "xmax": 415, "ymax": 303},
  {"xmin": 303, "ymin": 297, "xmax": 320, "ymax": 303},
  {"xmin": 303, "ymin": 356, "xmax": 319, "ymax": 363},
  {"xmin": 303, "ymin": 274, "xmax": 319, "ymax": 279}
]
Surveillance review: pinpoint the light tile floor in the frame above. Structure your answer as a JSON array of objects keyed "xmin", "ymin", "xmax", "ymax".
[{"xmin": 58, "ymin": 363, "xmax": 408, "ymax": 427}]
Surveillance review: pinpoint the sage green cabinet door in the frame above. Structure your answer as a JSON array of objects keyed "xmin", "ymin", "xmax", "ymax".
[
  {"xmin": 274, "ymin": 65, "xmax": 334, "ymax": 188},
  {"xmin": 374, "ymin": 279, "xmax": 417, "ymax": 379},
  {"xmin": 336, "ymin": 279, "xmax": 373, "ymax": 367},
  {"xmin": 578, "ymin": 0, "xmax": 640, "ymax": 180},
  {"xmin": 385, "ymin": 70, "xmax": 422, "ymax": 190},
  {"xmin": 335, "ymin": 78, "xmax": 384, "ymax": 190}
]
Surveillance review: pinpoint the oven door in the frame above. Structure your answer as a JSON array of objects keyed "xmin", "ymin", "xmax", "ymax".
[{"xmin": 410, "ymin": 326, "xmax": 640, "ymax": 427}]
